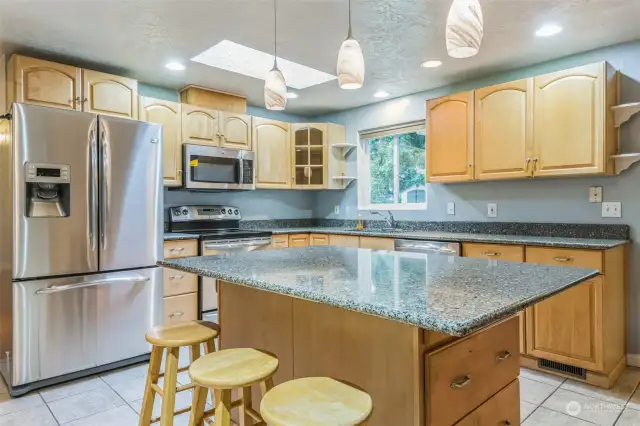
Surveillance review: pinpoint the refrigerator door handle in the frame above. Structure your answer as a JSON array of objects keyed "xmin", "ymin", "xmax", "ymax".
[
  {"xmin": 100, "ymin": 129, "xmax": 110, "ymax": 251},
  {"xmin": 89, "ymin": 129, "xmax": 98, "ymax": 254},
  {"xmin": 35, "ymin": 276, "xmax": 150, "ymax": 294}
]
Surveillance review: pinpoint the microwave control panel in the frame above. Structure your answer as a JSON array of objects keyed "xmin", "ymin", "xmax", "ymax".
[{"xmin": 242, "ymin": 160, "xmax": 254, "ymax": 184}]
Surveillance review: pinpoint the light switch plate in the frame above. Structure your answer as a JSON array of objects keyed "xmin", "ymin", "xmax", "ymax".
[
  {"xmin": 334, "ymin": 205, "xmax": 340, "ymax": 215},
  {"xmin": 447, "ymin": 202, "xmax": 455, "ymax": 215},
  {"xmin": 602, "ymin": 202, "xmax": 621, "ymax": 218},
  {"xmin": 589, "ymin": 186, "xmax": 603, "ymax": 203},
  {"xmin": 487, "ymin": 203, "xmax": 498, "ymax": 218}
]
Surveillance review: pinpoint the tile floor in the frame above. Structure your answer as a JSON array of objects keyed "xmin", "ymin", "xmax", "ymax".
[{"xmin": 0, "ymin": 355, "xmax": 639, "ymax": 425}]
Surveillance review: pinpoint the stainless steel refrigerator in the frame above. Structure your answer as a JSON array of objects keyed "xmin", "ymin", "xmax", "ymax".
[{"xmin": 0, "ymin": 103, "xmax": 163, "ymax": 395}]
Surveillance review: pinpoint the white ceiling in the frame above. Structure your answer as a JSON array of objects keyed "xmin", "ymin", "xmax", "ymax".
[{"xmin": 1, "ymin": 0, "xmax": 639, "ymax": 116}]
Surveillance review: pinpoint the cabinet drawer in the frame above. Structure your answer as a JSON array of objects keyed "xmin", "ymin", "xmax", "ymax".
[
  {"xmin": 310, "ymin": 234, "xmax": 329, "ymax": 246},
  {"xmin": 163, "ymin": 293, "xmax": 198, "ymax": 326},
  {"xmin": 163, "ymin": 240, "xmax": 198, "ymax": 259},
  {"xmin": 271, "ymin": 235, "xmax": 289, "ymax": 249},
  {"xmin": 526, "ymin": 247, "xmax": 603, "ymax": 272},
  {"xmin": 359, "ymin": 236, "xmax": 395, "ymax": 250},
  {"xmin": 289, "ymin": 234, "xmax": 310, "ymax": 247},
  {"xmin": 463, "ymin": 243, "xmax": 524, "ymax": 262},
  {"xmin": 163, "ymin": 268, "xmax": 198, "ymax": 297},
  {"xmin": 329, "ymin": 234, "xmax": 360, "ymax": 247},
  {"xmin": 454, "ymin": 379, "xmax": 519, "ymax": 426},
  {"xmin": 426, "ymin": 316, "xmax": 519, "ymax": 426}
]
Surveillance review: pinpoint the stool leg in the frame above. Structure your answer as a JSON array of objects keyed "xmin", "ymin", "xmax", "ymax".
[
  {"xmin": 204, "ymin": 338, "xmax": 216, "ymax": 354},
  {"xmin": 189, "ymin": 344, "xmax": 201, "ymax": 409},
  {"xmin": 188, "ymin": 385, "xmax": 208, "ymax": 426},
  {"xmin": 239, "ymin": 386, "xmax": 252, "ymax": 426},
  {"xmin": 213, "ymin": 389, "xmax": 232, "ymax": 426},
  {"xmin": 260, "ymin": 377, "xmax": 274, "ymax": 397},
  {"xmin": 139, "ymin": 346, "xmax": 164, "ymax": 426},
  {"xmin": 160, "ymin": 347, "xmax": 180, "ymax": 426}
]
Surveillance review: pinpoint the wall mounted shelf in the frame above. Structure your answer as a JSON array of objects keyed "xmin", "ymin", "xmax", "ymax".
[
  {"xmin": 332, "ymin": 176, "xmax": 357, "ymax": 188},
  {"xmin": 611, "ymin": 153, "xmax": 640, "ymax": 174},
  {"xmin": 331, "ymin": 143, "xmax": 357, "ymax": 157},
  {"xmin": 612, "ymin": 102, "xmax": 640, "ymax": 127}
]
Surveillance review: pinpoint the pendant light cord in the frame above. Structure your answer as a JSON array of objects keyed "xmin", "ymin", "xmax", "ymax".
[
  {"xmin": 273, "ymin": 0, "xmax": 278, "ymax": 67},
  {"xmin": 347, "ymin": 0, "xmax": 353, "ymax": 39}
]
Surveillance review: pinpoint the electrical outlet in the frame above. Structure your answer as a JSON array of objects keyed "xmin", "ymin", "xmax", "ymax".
[
  {"xmin": 334, "ymin": 205, "xmax": 340, "ymax": 215},
  {"xmin": 487, "ymin": 203, "xmax": 498, "ymax": 218},
  {"xmin": 589, "ymin": 186, "xmax": 603, "ymax": 203},
  {"xmin": 447, "ymin": 202, "xmax": 455, "ymax": 215},
  {"xmin": 602, "ymin": 202, "xmax": 622, "ymax": 218}
]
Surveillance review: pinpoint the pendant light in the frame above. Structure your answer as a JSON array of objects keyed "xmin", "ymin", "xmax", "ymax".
[
  {"xmin": 264, "ymin": 0, "xmax": 287, "ymax": 110},
  {"xmin": 336, "ymin": 0, "xmax": 365, "ymax": 89},
  {"xmin": 445, "ymin": 0, "xmax": 484, "ymax": 59}
]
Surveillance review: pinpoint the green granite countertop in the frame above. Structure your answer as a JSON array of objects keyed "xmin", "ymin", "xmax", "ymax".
[{"xmin": 159, "ymin": 246, "xmax": 599, "ymax": 336}]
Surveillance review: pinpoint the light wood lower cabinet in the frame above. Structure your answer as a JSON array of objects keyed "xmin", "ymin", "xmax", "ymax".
[
  {"xmin": 162, "ymin": 268, "xmax": 198, "ymax": 297},
  {"xmin": 270, "ymin": 234, "xmax": 289, "ymax": 249},
  {"xmin": 454, "ymin": 379, "xmax": 519, "ymax": 426},
  {"xmin": 359, "ymin": 236, "xmax": 395, "ymax": 250},
  {"xmin": 289, "ymin": 234, "xmax": 310, "ymax": 247},
  {"xmin": 163, "ymin": 293, "xmax": 198, "ymax": 325},
  {"xmin": 462, "ymin": 243, "xmax": 524, "ymax": 262},
  {"xmin": 163, "ymin": 239, "xmax": 198, "ymax": 259},
  {"xmin": 310, "ymin": 234, "xmax": 329, "ymax": 246},
  {"xmin": 329, "ymin": 234, "xmax": 360, "ymax": 247}
]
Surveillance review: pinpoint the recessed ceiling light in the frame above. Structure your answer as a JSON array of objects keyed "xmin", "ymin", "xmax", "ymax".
[
  {"xmin": 286, "ymin": 92, "xmax": 298, "ymax": 99},
  {"xmin": 165, "ymin": 62, "xmax": 186, "ymax": 71},
  {"xmin": 374, "ymin": 91, "xmax": 389, "ymax": 98},
  {"xmin": 535, "ymin": 24, "xmax": 563, "ymax": 37},
  {"xmin": 421, "ymin": 60, "xmax": 443, "ymax": 68},
  {"xmin": 192, "ymin": 40, "xmax": 337, "ymax": 90}
]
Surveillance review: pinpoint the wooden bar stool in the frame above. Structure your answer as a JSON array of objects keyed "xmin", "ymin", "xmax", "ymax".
[
  {"xmin": 260, "ymin": 377, "xmax": 373, "ymax": 426},
  {"xmin": 139, "ymin": 321, "xmax": 219, "ymax": 426},
  {"xmin": 188, "ymin": 348, "xmax": 279, "ymax": 426}
]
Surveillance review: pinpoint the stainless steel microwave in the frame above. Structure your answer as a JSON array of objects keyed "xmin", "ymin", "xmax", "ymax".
[{"xmin": 183, "ymin": 144, "xmax": 255, "ymax": 190}]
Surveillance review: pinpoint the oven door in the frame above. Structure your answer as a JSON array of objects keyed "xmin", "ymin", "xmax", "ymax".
[{"xmin": 183, "ymin": 144, "xmax": 255, "ymax": 190}]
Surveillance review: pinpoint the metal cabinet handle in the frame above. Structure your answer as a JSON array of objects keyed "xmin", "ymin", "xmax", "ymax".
[
  {"xmin": 532, "ymin": 157, "xmax": 539, "ymax": 172},
  {"xmin": 169, "ymin": 247, "xmax": 185, "ymax": 252},
  {"xmin": 553, "ymin": 256, "xmax": 573, "ymax": 262},
  {"xmin": 483, "ymin": 252, "xmax": 500, "ymax": 257},
  {"xmin": 525, "ymin": 158, "xmax": 531, "ymax": 174},
  {"xmin": 496, "ymin": 351, "xmax": 512, "ymax": 361},
  {"xmin": 169, "ymin": 275, "xmax": 184, "ymax": 281},
  {"xmin": 450, "ymin": 375, "xmax": 471, "ymax": 389},
  {"xmin": 169, "ymin": 311, "xmax": 184, "ymax": 318}
]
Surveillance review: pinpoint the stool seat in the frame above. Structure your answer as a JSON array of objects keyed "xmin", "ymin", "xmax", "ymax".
[
  {"xmin": 189, "ymin": 348, "xmax": 278, "ymax": 389},
  {"xmin": 145, "ymin": 321, "xmax": 219, "ymax": 348},
  {"xmin": 260, "ymin": 377, "xmax": 373, "ymax": 426}
]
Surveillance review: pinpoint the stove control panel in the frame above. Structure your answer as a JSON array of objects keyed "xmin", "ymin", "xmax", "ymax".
[{"xmin": 169, "ymin": 205, "xmax": 241, "ymax": 222}]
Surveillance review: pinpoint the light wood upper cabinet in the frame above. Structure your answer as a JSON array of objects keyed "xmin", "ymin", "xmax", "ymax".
[
  {"xmin": 139, "ymin": 97, "xmax": 182, "ymax": 187},
  {"xmin": 82, "ymin": 69, "xmax": 138, "ymax": 119},
  {"xmin": 532, "ymin": 62, "xmax": 617, "ymax": 177},
  {"xmin": 8, "ymin": 55, "xmax": 81, "ymax": 111},
  {"xmin": 219, "ymin": 112, "xmax": 252, "ymax": 150},
  {"xmin": 254, "ymin": 118, "xmax": 291, "ymax": 189},
  {"xmin": 475, "ymin": 79, "xmax": 533, "ymax": 180},
  {"xmin": 426, "ymin": 91, "xmax": 474, "ymax": 182},
  {"xmin": 291, "ymin": 123, "xmax": 327, "ymax": 189},
  {"xmin": 182, "ymin": 104, "xmax": 219, "ymax": 146}
]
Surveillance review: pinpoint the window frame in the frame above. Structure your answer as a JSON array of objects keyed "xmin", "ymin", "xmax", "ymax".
[{"xmin": 357, "ymin": 121, "xmax": 427, "ymax": 211}]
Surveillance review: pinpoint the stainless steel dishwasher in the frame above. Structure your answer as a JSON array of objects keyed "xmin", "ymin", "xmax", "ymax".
[{"xmin": 394, "ymin": 239, "xmax": 461, "ymax": 255}]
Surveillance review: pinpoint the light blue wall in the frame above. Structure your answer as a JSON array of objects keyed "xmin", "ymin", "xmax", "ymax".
[
  {"xmin": 313, "ymin": 39, "xmax": 640, "ymax": 354},
  {"xmin": 139, "ymin": 83, "xmax": 180, "ymax": 102}
]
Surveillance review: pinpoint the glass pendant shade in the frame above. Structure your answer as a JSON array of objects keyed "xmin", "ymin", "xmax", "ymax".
[
  {"xmin": 445, "ymin": 0, "xmax": 484, "ymax": 59},
  {"xmin": 337, "ymin": 37, "xmax": 365, "ymax": 89},
  {"xmin": 264, "ymin": 63, "xmax": 287, "ymax": 110}
]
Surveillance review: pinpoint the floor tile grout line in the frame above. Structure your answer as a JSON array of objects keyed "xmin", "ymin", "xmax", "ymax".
[{"xmin": 42, "ymin": 398, "xmax": 61, "ymax": 426}]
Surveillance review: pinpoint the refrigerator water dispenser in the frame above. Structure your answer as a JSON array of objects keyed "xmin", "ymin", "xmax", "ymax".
[{"xmin": 24, "ymin": 162, "xmax": 70, "ymax": 217}]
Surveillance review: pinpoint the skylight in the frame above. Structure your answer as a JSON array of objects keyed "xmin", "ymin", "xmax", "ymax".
[{"xmin": 191, "ymin": 40, "xmax": 337, "ymax": 90}]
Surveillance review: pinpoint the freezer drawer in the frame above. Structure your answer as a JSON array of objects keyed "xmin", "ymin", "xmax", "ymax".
[{"xmin": 12, "ymin": 268, "xmax": 162, "ymax": 387}]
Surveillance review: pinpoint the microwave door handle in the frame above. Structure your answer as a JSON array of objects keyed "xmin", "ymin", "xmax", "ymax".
[{"xmin": 35, "ymin": 276, "xmax": 150, "ymax": 294}]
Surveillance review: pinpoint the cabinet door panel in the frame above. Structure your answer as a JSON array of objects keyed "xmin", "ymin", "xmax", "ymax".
[
  {"xmin": 10, "ymin": 55, "xmax": 81, "ymax": 111},
  {"xmin": 426, "ymin": 92, "xmax": 474, "ymax": 182},
  {"xmin": 182, "ymin": 104, "xmax": 219, "ymax": 146},
  {"xmin": 289, "ymin": 234, "xmax": 310, "ymax": 247},
  {"xmin": 82, "ymin": 69, "xmax": 138, "ymax": 119},
  {"xmin": 254, "ymin": 118, "xmax": 291, "ymax": 189},
  {"xmin": 291, "ymin": 124, "xmax": 327, "ymax": 189},
  {"xmin": 533, "ymin": 63, "xmax": 604, "ymax": 177},
  {"xmin": 139, "ymin": 97, "xmax": 182, "ymax": 187},
  {"xmin": 525, "ymin": 276, "xmax": 603, "ymax": 370},
  {"xmin": 220, "ymin": 112, "xmax": 252, "ymax": 150},
  {"xmin": 475, "ymin": 80, "xmax": 532, "ymax": 180}
]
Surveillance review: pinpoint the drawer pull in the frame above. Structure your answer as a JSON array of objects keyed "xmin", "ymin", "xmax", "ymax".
[
  {"xmin": 553, "ymin": 256, "xmax": 573, "ymax": 262},
  {"xmin": 169, "ymin": 311, "xmax": 184, "ymax": 318},
  {"xmin": 483, "ymin": 252, "xmax": 500, "ymax": 257},
  {"xmin": 496, "ymin": 350, "xmax": 512, "ymax": 361},
  {"xmin": 169, "ymin": 247, "xmax": 185, "ymax": 252},
  {"xmin": 450, "ymin": 375, "xmax": 471, "ymax": 389},
  {"xmin": 169, "ymin": 275, "xmax": 184, "ymax": 281}
]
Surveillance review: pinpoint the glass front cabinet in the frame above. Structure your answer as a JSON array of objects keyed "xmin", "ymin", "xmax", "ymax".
[{"xmin": 291, "ymin": 123, "xmax": 327, "ymax": 189}]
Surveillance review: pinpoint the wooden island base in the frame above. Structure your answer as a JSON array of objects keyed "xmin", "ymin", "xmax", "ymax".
[{"xmin": 219, "ymin": 281, "xmax": 521, "ymax": 426}]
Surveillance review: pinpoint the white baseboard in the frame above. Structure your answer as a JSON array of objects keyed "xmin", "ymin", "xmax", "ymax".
[{"xmin": 627, "ymin": 354, "xmax": 640, "ymax": 367}]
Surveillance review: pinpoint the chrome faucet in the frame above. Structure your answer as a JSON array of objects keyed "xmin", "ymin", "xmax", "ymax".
[{"xmin": 372, "ymin": 210, "xmax": 396, "ymax": 229}]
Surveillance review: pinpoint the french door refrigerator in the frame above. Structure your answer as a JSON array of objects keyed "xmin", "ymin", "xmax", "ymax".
[{"xmin": 0, "ymin": 103, "xmax": 163, "ymax": 395}]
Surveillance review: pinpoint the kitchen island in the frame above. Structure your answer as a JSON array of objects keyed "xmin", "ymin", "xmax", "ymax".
[{"xmin": 161, "ymin": 247, "xmax": 599, "ymax": 426}]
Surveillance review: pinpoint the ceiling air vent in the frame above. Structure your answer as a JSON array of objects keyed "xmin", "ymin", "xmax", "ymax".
[{"xmin": 538, "ymin": 358, "xmax": 586, "ymax": 380}]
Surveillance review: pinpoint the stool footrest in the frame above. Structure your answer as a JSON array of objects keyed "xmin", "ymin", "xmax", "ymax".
[
  {"xmin": 245, "ymin": 406, "xmax": 262, "ymax": 422},
  {"xmin": 150, "ymin": 406, "xmax": 192, "ymax": 424},
  {"xmin": 176, "ymin": 383, "xmax": 195, "ymax": 393},
  {"xmin": 150, "ymin": 383, "xmax": 163, "ymax": 397}
]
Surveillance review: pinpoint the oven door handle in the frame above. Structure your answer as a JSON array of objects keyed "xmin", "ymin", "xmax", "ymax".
[{"xmin": 203, "ymin": 239, "xmax": 271, "ymax": 250}]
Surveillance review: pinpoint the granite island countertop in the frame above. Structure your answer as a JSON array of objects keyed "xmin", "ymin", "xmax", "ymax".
[{"xmin": 160, "ymin": 246, "xmax": 599, "ymax": 336}]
